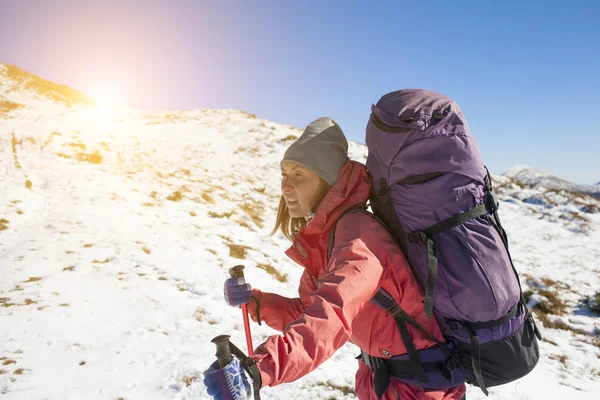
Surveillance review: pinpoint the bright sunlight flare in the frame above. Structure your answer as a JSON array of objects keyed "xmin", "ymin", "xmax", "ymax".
[{"xmin": 89, "ymin": 86, "xmax": 121, "ymax": 108}]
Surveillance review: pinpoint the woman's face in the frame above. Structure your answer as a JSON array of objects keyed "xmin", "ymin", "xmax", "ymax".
[{"xmin": 281, "ymin": 161, "xmax": 322, "ymax": 219}]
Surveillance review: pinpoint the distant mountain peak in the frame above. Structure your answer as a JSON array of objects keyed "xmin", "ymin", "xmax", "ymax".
[{"xmin": 504, "ymin": 164, "xmax": 600, "ymax": 198}]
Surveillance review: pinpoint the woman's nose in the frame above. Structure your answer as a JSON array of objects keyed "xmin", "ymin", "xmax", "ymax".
[{"xmin": 281, "ymin": 179, "xmax": 293, "ymax": 193}]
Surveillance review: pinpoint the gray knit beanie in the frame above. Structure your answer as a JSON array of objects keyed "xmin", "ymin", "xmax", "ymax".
[{"xmin": 280, "ymin": 117, "xmax": 349, "ymax": 185}]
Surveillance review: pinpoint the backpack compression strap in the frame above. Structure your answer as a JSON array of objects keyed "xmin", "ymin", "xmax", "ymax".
[{"xmin": 407, "ymin": 204, "xmax": 489, "ymax": 318}]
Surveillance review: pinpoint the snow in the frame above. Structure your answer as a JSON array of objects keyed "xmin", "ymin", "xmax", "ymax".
[{"xmin": 1, "ymin": 64, "xmax": 599, "ymax": 399}]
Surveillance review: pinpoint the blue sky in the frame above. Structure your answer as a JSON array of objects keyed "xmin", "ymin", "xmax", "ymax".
[{"xmin": 1, "ymin": 0, "xmax": 598, "ymax": 183}]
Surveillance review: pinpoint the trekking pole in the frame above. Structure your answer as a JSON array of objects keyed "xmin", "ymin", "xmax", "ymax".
[
  {"xmin": 211, "ymin": 334, "xmax": 233, "ymax": 368},
  {"xmin": 229, "ymin": 265, "xmax": 254, "ymax": 354},
  {"xmin": 211, "ymin": 334, "xmax": 261, "ymax": 400}
]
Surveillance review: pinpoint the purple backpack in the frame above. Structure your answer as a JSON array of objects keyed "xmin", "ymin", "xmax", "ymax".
[{"xmin": 328, "ymin": 90, "xmax": 541, "ymax": 398}]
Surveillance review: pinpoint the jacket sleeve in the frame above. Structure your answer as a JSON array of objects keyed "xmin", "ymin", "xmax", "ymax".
[
  {"xmin": 249, "ymin": 214, "xmax": 385, "ymax": 388},
  {"xmin": 246, "ymin": 269, "xmax": 314, "ymax": 332}
]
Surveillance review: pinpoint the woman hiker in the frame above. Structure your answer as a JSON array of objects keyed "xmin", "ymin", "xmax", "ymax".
[{"xmin": 203, "ymin": 117, "xmax": 467, "ymax": 400}]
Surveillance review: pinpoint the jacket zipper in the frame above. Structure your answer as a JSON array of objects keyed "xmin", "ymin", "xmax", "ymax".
[{"xmin": 307, "ymin": 271, "xmax": 319, "ymax": 289}]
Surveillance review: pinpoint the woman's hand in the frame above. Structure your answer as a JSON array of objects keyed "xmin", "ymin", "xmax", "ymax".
[
  {"xmin": 203, "ymin": 357, "xmax": 253, "ymax": 400},
  {"xmin": 224, "ymin": 276, "xmax": 252, "ymax": 307}
]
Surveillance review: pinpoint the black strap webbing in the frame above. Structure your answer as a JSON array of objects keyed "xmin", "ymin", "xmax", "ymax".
[
  {"xmin": 464, "ymin": 324, "xmax": 488, "ymax": 396},
  {"xmin": 398, "ymin": 172, "xmax": 445, "ymax": 185},
  {"xmin": 424, "ymin": 237, "xmax": 438, "ymax": 318},
  {"xmin": 387, "ymin": 301, "xmax": 430, "ymax": 384},
  {"xmin": 373, "ymin": 291, "xmax": 459, "ymax": 362},
  {"xmin": 407, "ymin": 204, "xmax": 489, "ymax": 318},
  {"xmin": 483, "ymin": 165, "xmax": 542, "ymax": 342},
  {"xmin": 410, "ymin": 204, "xmax": 489, "ymax": 242},
  {"xmin": 250, "ymin": 295, "xmax": 262, "ymax": 326},
  {"xmin": 360, "ymin": 350, "xmax": 449, "ymax": 378},
  {"xmin": 228, "ymin": 341, "xmax": 262, "ymax": 400},
  {"xmin": 327, "ymin": 203, "xmax": 370, "ymax": 261},
  {"xmin": 467, "ymin": 302, "xmax": 519, "ymax": 330}
]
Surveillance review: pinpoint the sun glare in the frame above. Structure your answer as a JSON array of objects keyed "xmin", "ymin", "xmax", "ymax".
[{"xmin": 89, "ymin": 86, "xmax": 120, "ymax": 108}]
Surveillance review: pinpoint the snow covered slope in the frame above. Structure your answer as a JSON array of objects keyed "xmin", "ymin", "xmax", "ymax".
[
  {"xmin": 1, "ymin": 64, "xmax": 599, "ymax": 399},
  {"xmin": 505, "ymin": 165, "xmax": 600, "ymax": 199}
]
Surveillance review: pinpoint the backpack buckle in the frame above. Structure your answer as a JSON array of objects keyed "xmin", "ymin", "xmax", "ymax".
[
  {"xmin": 408, "ymin": 231, "xmax": 428, "ymax": 244},
  {"xmin": 378, "ymin": 179, "xmax": 390, "ymax": 201},
  {"xmin": 447, "ymin": 320, "xmax": 464, "ymax": 331},
  {"xmin": 487, "ymin": 190, "xmax": 499, "ymax": 212},
  {"xmin": 441, "ymin": 357, "xmax": 460, "ymax": 383}
]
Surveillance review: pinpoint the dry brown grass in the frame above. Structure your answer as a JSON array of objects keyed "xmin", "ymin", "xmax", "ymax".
[
  {"xmin": 549, "ymin": 354, "xmax": 568, "ymax": 368},
  {"xmin": 583, "ymin": 291, "xmax": 600, "ymax": 313},
  {"xmin": 24, "ymin": 277, "xmax": 43, "ymax": 283},
  {"xmin": 256, "ymin": 263, "xmax": 288, "ymax": 282},
  {"xmin": 239, "ymin": 202, "xmax": 264, "ymax": 228},
  {"xmin": 193, "ymin": 307, "xmax": 206, "ymax": 321},
  {"xmin": 523, "ymin": 277, "xmax": 594, "ymax": 337},
  {"xmin": 4, "ymin": 64, "xmax": 94, "ymax": 106},
  {"xmin": 182, "ymin": 376, "xmax": 197, "ymax": 387},
  {"xmin": 235, "ymin": 145, "xmax": 261, "ymax": 154},
  {"xmin": 63, "ymin": 266, "xmax": 75, "ymax": 271},
  {"xmin": 92, "ymin": 258, "xmax": 110, "ymax": 264},
  {"xmin": 11, "ymin": 133, "xmax": 21, "ymax": 169},
  {"xmin": 167, "ymin": 191, "xmax": 183, "ymax": 201},
  {"xmin": 209, "ymin": 211, "xmax": 234, "ymax": 219},
  {"xmin": 85, "ymin": 150, "xmax": 103, "ymax": 164},
  {"xmin": 227, "ymin": 244, "xmax": 249, "ymax": 259},
  {"xmin": 282, "ymin": 134, "xmax": 298, "ymax": 141},
  {"xmin": 217, "ymin": 235, "xmax": 253, "ymax": 259},
  {"xmin": 142, "ymin": 246, "xmax": 151, "ymax": 254},
  {"xmin": 237, "ymin": 219, "xmax": 252, "ymax": 229},
  {"xmin": 83, "ymin": 244, "xmax": 94, "ymax": 248},
  {"xmin": 0, "ymin": 219, "xmax": 9, "ymax": 231},
  {"xmin": 201, "ymin": 193, "xmax": 215, "ymax": 203},
  {"xmin": 316, "ymin": 380, "xmax": 356, "ymax": 397},
  {"xmin": 57, "ymin": 149, "xmax": 104, "ymax": 164},
  {"xmin": 0, "ymin": 298, "xmax": 17, "ymax": 308},
  {"xmin": 0, "ymin": 99, "xmax": 24, "ymax": 113},
  {"xmin": 68, "ymin": 141, "xmax": 87, "ymax": 151}
]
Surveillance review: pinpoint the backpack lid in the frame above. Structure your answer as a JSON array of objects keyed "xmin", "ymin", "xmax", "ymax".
[{"xmin": 374, "ymin": 89, "xmax": 465, "ymax": 130}]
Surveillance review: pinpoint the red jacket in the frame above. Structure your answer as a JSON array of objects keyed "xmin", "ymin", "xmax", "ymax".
[{"xmin": 248, "ymin": 159, "xmax": 466, "ymax": 399}]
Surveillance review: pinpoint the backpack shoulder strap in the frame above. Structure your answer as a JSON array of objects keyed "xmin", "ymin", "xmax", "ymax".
[{"xmin": 327, "ymin": 204, "xmax": 393, "ymax": 261}]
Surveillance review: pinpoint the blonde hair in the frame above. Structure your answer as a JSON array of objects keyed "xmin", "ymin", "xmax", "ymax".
[{"xmin": 270, "ymin": 177, "xmax": 331, "ymax": 242}]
